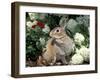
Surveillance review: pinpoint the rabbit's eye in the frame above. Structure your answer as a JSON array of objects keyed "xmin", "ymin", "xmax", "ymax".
[{"xmin": 56, "ymin": 29, "xmax": 59, "ymax": 32}]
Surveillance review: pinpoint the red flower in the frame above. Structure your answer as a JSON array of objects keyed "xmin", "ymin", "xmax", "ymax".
[
  {"xmin": 37, "ymin": 21, "xmax": 45, "ymax": 28},
  {"xmin": 31, "ymin": 21, "xmax": 45, "ymax": 29},
  {"xmin": 32, "ymin": 25, "xmax": 36, "ymax": 29}
]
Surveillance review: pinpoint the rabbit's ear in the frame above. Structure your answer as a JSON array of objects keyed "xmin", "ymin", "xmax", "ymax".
[{"xmin": 59, "ymin": 16, "xmax": 69, "ymax": 30}]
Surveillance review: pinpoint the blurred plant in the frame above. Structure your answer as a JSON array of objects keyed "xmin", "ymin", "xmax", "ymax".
[
  {"xmin": 42, "ymin": 24, "xmax": 50, "ymax": 33},
  {"xmin": 76, "ymin": 15, "xmax": 90, "ymax": 27}
]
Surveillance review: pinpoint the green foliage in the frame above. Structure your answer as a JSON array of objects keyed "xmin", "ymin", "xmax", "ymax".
[{"xmin": 46, "ymin": 14, "xmax": 61, "ymax": 29}]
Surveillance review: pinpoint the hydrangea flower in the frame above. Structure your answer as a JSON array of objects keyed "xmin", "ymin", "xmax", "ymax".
[
  {"xmin": 42, "ymin": 24, "xmax": 50, "ymax": 33},
  {"xmin": 70, "ymin": 53, "xmax": 84, "ymax": 65},
  {"xmin": 32, "ymin": 20, "xmax": 38, "ymax": 25},
  {"xmin": 74, "ymin": 33, "xmax": 85, "ymax": 45},
  {"xmin": 26, "ymin": 20, "xmax": 38, "ymax": 28},
  {"xmin": 39, "ymin": 38, "xmax": 45, "ymax": 46},
  {"xmin": 76, "ymin": 46, "xmax": 90, "ymax": 62},
  {"xmin": 26, "ymin": 21, "xmax": 33, "ymax": 28}
]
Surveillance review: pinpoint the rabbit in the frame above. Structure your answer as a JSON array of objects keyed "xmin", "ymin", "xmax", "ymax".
[
  {"xmin": 42, "ymin": 16, "xmax": 75, "ymax": 65},
  {"xmin": 50, "ymin": 27, "xmax": 75, "ymax": 64},
  {"xmin": 42, "ymin": 38, "xmax": 57, "ymax": 66}
]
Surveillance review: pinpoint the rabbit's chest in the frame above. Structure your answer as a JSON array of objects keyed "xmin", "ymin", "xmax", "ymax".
[{"xmin": 61, "ymin": 41, "xmax": 73, "ymax": 52}]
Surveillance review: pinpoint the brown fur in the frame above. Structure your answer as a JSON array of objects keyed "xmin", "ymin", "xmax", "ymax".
[{"xmin": 42, "ymin": 38, "xmax": 57, "ymax": 65}]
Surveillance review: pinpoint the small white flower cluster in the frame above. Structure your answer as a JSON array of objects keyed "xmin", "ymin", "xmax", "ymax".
[
  {"xmin": 28, "ymin": 13, "xmax": 46, "ymax": 20},
  {"xmin": 26, "ymin": 13, "xmax": 39, "ymax": 29},
  {"xmin": 42, "ymin": 24, "xmax": 50, "ymax": 33},
  {"xmin": 26, "ymin": 21, "xmax": 38, "ymax": 28},
  {"xmin": 70, "ymin": 33, "xmax": 90, "ymax": 65},
  {"xmin": 77, "ymin": 46, "xmax": 90, "ymax": 62},
  {"xmin": 70, "ymin": 46, "xmax": 90, "ymax": 65},
  {"xmin": 39, "ymin": 38, "xmax": 46, "ymax": 46},
  {"xmin": 26, "ymin": 21, "xmax": 33, "ymax": 28},
  {"xmin": 74, "ymin": 33, "xmax": 85, "ymax": 45},
  {"xmin": 27, "ymin": 12, "xmax": 50, "ymax": 33},
  {"xmin": 26, "ymin": 21, "xmax": 50, "ymax": 33},
  {"xmin": 28, "ymin": 13, "xmax": 39, "ymax": 20},
  {"xmin": 70, "ymin": 53, "xmax": 84, "ymax": 65}
]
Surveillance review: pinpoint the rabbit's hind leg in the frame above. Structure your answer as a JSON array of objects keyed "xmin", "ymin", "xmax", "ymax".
[{"xmin": 60, "ymin": 55, "xmax": 68, "ymax": 65}]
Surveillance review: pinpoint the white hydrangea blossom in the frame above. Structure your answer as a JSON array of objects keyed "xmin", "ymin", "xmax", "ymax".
[
  {"xmin": 74, "ymin": 33, "xmax": 85, "ymax": 45},
  {"xmin": 28, "ymin": 13, "xmax": 38, "ymax": 20},
  {"xmin": 42, "ymin": 24, "xmax": 50, "ymax": 33},
  {"xmin": 70, "ymin": 53, "xmax": 84, "ymax": 65},
  {"xmin": 77, "ymin": 46, "xmax": 90, "ymax": 62},
  {"xmin": 32, "ymin": 20, "xmax": 38, "ymax": 25},
  {"xmin": 39, "ymin": 38, "xmax": 45, "ymax": 46},
  {"xmin": 26, "ymin": 20, "xmax": 38, "ymax": 28},
  {"xmin": 26, "ymin": 21, "xmax": 33, "ymax": 28}
]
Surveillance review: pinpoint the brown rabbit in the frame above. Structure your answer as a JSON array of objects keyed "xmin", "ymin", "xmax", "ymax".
[
  {"xmin": 42, "ymin": 16, "xmax": 75, "ymax": 65},
  {"xmin": 49, "ymin": 27, "xmax": 75, "ymax": 64},
  {"xmin": 42, "ymin": 38, "xmax": 57, "ymax": 66}
]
